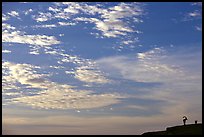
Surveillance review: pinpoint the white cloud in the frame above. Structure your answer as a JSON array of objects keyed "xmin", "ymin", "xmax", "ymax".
[
  {"xmin": 33, "ymin": 12, "xmax": 53, "ymax": 22},
  {"xmin": 195, "ymin": 25, "xmax": 202, "ymax": 31},
  {"xmin": 191, "ymin": 2, "xmax": 202, "ymax": 6},
  {"xmin": 50, "ymin": 65, "xmax": 65, "ymax": 69},
  {"xmin": 2, "ymin": 14, "xmax": 10, "ymax": 21},
  {"xmin": 2, "ymin": 62, "xmax": 48, "ymax": 89},
  {"xmin": 55, "ymin": 50, "xmax": 112, "ymax": 84},
  {"xmin": 102, "ymin": 2, "xmax": 143, "ymax": 21},
  {"xmin": 184, "ymin": 3, "xmax": 202, "ymax": 21},
  {"xmin": 34, "ymin": 3, "xmax": 81, "ymax": 22},
  {"xmin": 24, "ymin": 9, "xmax": 33, "ymax": 15},
  {"xmin": 3, "ymin": 61, "xmax": 123, "ymax": 110},
  {"xmin": 59, "ymin": 33, "xmax": 64, "ymax": 37},
  {"xmin": 121, "ymin": 40, "xmax": 135, "ymax": 45},
  {"xmin": 44, "ymin": 50, "xmax": 58, "ymax": 55},
  {"xmin": 64, "ymin": 6, "xmax": 79, "ymax": 14},
  {"xmin": 75, "ymin": 17, "xmax": 132, "ymax": 38},
  {"xmin": 3, "ymin": 31, "xmax": 60, "ymax": 46},
  {"xmin": 43, "ymin": 2, "xmax": 144, "ymax": 40},
  {"xmin": 2, "ymin": 23, "xmax": 60, "ymax": 46},
  {"xmin": 7, "ymin": 11, "xmax": 19, "ymax": 17},
  {"xmin": 74, "ymin": 66, "xmax": 111, "ymax": 84},
  {"xmin": 2, "ymin": 23, "xmax": 16, "ymax": 30},
  {"xmin": 57, "ymin": 51, "xmax": 111, "ymax": 84},
  {"xmin": 29, "ymin": 50, "xmax": 40, "ymax": 55},
  {"xmin": 2, "ymin": 50, "xmax": 11, "ymax": 53},
  {"xmin": 137, "ymin": 53, "xmax": 146, "ymax": 59},
  {"xmin": 58, "ymin": 22, "xmax": 76, "ymax": 26},
  {"xmin": 188, "ymin": 11, "xmax": 201, "ymax": 17},
  {"xmin": 33, "ymin": 24, "xmax": 57, "ymax": 29},
  {"xmin": 48, "ymin": 7, "xmax": 60, "ymax": 13}
]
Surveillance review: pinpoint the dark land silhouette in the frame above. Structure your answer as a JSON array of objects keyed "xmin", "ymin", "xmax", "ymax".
[{"xmin": 142, "ymin": 123, "xmax": 202, "ymax": 135}]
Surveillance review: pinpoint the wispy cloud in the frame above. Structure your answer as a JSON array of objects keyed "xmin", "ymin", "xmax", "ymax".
[
  {"xmin": 195, "ymin": 25, "xmax": 202, "ymax": 31},
  {"xmin": 97, "ymin": 47, "xmax": 180, "ymax": 83},
  {"xmin": 182, "ymin": 2, "xmax": 202, "ymax": 32},
  {"xmin": 96, "ymin": 45, "xmax": 202, "ymax": 119}
]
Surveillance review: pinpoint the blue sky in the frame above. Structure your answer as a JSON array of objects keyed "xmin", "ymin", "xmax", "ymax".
[{"xmin": 2, "ymin": 2, "xmax": 202, "ymax": 135}]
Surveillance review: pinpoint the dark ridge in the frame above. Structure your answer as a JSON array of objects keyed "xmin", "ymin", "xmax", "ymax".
[{"xmin": 142, "ymin": 123, "xmax": 202, "ymax": 135}]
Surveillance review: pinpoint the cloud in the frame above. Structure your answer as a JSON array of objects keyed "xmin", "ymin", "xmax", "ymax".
[
  {"xmin": 33, "ymin": 2, "xmax": 144, "ymax": 42},
  {"xmin": 24, "ymin": 8, "xmax": 33, "ymax": 15},
  {"xmin": 32, "ymin": 12, "xmax": 53, "ymax": 22},
  {"xmin": 195, "ymin": 25, "xmax": 202, "ymax": 31},
  {"xmin": 2, "ymin": 50, "xmax": 11, "ymax": 53},
  {"xmin": 188, "ymin": 10, "xmax": 201, "ymax": 17},
  {"xmin": 48, "ymin": 6, "xmax": 60, "ymax": 13},
  {"xmin": 12, "ymin": 90, "xmax": 122, "ymax": 110},
  {"xmin": 3, "ymin": 61, "xmax": 123, "ymax": 110},
  {"xmin": 2, "ymin": 23, "xmax": 60, "ymax": 46},
  {"xmin": 64, "ymin": 6, "xmax": 79, "ymax": 14},
  {"xmin": 2, "ymin": 62, "xmax": 48, "ymax": 89},
  {"xmin": 50, "ymin": 65, "xmax": 65, "ymax": 69},
  {"xmin": 33, "ymin": 3, "xmax": 81, "ymax": 22},
  {"xmin": 58, "ymin": 22, "xmax": 76, "ymax": 26},
  {"xmin": 75, "ymin": 17, "xmax": 130, "ymax": 38},
  {"xmin": 2, "ymin": 114, "xmax": 170, "ymax": 135},
  {"xmin": 32, "ymin": 22, "xmax": 76, "ymax": 29},
  {"xmin": 121, "ymin": 39, "xmax": 138, "ymax": 45},
  {"xmin": 57, "ymin": 52, "xmax": 111, "ymax": 84},
  {"xmin": 2, "ymin": 23, "xmax": 16, "ymax": 30},
  {"xmin": 59, "ymin": 33, "xmax": 64, "ymax": 37},
  {"xmin": 183, "ymin": 2, "xmax": 202, "ymax": 22},
  {"xmin": 96, "ymin": 45, "xmax": 202, "ymax": 115},
  {"xmin": 3, "ymin": 31, "xmax": 60, "ymax": 46},
  {"xmin": 29, "ymin": 50, "xmax": 40, "ymax": 55},
  {"xmin": 102, "ymin": 2, "xmax": 143, "ymax": 21},
  {"xmin": 191, "ymin": 2, "xmax": 202, "ymax": 6},
  {"xmin": 97, "ymin": 47, "xmax": 180, "ymax": 83},
  {"xmin": 74, "ymin": 66, "xmax": 111, "ymax": 84},
  {"xmin": 2, "ymin": 14, "xmax": 10, "ymax": 21},
  {"xmin": 3, "ymin": 104, "xmax": 202, "ymax": 135},
  {"xmin": 74, "ymin": 3, "xmax": 143, "ymax": 38},
  {"xmin": 33, "ymin": 24, "xmax": 57, "ymax": 29},
  {"xmin": 7, "ymin": 11, "xmax": 19, "ymax": 17}
]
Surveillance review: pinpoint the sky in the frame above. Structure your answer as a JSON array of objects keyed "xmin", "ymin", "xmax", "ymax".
[{"xmin": 2, "ymin": 2, "xmax": 202, "ymax": 135}]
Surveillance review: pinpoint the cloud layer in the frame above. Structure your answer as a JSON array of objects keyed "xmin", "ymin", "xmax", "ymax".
[
  {"xmin": 3, "ymin": 61, "xmax": 123, "ymax": 110},
  {"xmin": 96, "ymin": 46, "xmax": 202, "ymax": 119}
]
